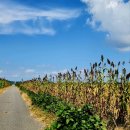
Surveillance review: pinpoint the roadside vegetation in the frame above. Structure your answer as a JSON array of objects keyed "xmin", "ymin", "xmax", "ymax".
[
  {"xmin": 0, "ymin": 78, "xmax": 12, "ymax": 94},
  {"xmin": 16, "ymin": 56, "xmax": 130, "ymax": 130},
  {"xmin": 0, "ymin": 78, "xmax": 11, "ymax": 88},
  {"xmin": 20, "ymin": 90, "xmax": 57, "ymax": 129}
]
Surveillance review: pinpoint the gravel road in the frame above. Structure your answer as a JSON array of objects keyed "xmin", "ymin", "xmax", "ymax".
[{"xmin": 0, "ymin": 87, "xmax": 42, "ymax": 130}]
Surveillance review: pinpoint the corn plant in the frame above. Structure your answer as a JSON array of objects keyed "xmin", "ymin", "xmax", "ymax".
[{"xmin": 16, "ymin": 56, "xmax": 130, "ymax": 129}]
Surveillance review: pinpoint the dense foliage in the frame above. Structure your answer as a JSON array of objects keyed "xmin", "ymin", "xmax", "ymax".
[
  {"xmin": 18, "ymin": 86, "xmax": 70, "ymax": 114},
  {"xmin": 18, "ymin": 86, "xmax": 106, "ymax": 130},
  {"xmin": 16, "ymin": 56, "xmax": 130, "ymax": 129},
  {"xmin": 0, "ymin": 78, "xmax": 11, "ymax": 88},
  {"xmin": 46, "ymin": 105, "xmax": 106, "ymax": 130}
]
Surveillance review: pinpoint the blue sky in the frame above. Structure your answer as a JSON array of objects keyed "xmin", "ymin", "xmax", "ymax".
[{"xmin": 0, "ymin": 0, "xmax": 130, "ymax": 81}]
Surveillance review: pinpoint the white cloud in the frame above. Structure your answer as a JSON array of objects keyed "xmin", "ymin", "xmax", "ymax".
[
  {"xmin": 51, "ymin": 69, "xmax": 68, "ymax": 75},
  {"xmin": 0, "ymin": 2, "xmax": 80, "ymax": 35},
  {"xmin": 118, "ymin": 46, "xmax": 130, "ymax": 52},
  {"xmin": 25, "ymin": 69, "xmax": 35, "ymax": 73},
  {"xmin": 81, "ymin": 0, "xmax": 130, "ymax": 51},
  {"xmin": 11, "ymin": 74, "xmax": 19, "ymax": 78}
]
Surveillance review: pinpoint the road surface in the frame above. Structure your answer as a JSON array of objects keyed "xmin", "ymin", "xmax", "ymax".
[{"xmin": 0, "ymin": 87, "xmax": 42, "ymax": 130}]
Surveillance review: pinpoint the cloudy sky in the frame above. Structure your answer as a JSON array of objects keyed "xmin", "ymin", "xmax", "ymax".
[{"xmin": 0, "ymin": 0, "xmax": 130, "ymax": 81}]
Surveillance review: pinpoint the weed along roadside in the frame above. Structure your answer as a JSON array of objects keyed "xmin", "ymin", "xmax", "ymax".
[
  {"xmin": 20, "ymin": 90, "xmax": 57, "ymax": 129},
  {"xmin": 17, "ymin": 86, "xmax": 106, "ymax": 130},
  {"xmin": 16, "ymin": 56, "xmax": 130, "ymax": 130},
  {"xmin": 0, "ymin": 78, "xmax": 12, "ymax": 94}
]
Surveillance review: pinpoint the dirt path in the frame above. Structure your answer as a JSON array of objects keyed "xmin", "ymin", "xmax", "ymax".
[{"xmin": 0, "ymin": 87, "xmax": 42, "ymax": 130}]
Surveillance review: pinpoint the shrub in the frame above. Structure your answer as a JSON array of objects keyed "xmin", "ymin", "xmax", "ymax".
[{"xmin": 46, "ymin": 104, "xmax": 106, "ymax": 130}]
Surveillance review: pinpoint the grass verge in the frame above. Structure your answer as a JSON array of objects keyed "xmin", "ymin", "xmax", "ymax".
[{"xmin": 20, "ymin": 91, "xmax": 57, "ymax": 129}]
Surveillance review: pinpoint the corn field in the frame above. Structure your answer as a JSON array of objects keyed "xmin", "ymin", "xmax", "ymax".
[{"xmin": 18, "ymin": 56, "xmax": 130, "ymax": 129}]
